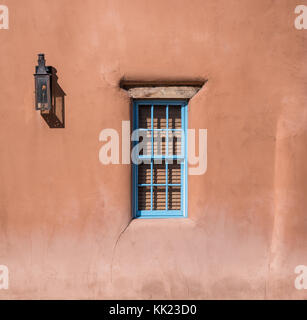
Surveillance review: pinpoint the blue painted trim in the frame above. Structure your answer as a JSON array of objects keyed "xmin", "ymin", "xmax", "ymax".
[
  {"xmin": 181, "ymin": 105, "xmax": 184, "ymax": 215},
  {"xmin": 138, "ymin": 128, "xmax": 182, "ymax": 132},
  {"xmin": 138, "ymin": 184, "xmax": 181, "ymax": 187},
  {"xmin": 137, "ymin": 155, "xmax": 184, "ymax": 160},
  {"xmin": 184, "ymin": 102, "xmax": 188, "ymax": 217},
  {"xmin": 133, "ymin": 99, "xmax": 188, "ymax": 219},
  {"xmin": 166, "ymin": 104, "xmax": 169, "ymax": 210}
]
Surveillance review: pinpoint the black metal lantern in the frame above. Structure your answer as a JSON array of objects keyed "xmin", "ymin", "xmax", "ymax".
[{"xmin": 34, "ymin": 53, "xmax": 52, "ymax": 111}]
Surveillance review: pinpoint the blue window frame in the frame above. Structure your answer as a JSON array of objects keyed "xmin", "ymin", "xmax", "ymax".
[{"xmin": 132, "ymin": 100, "xmax": 188, "ymax": 218}]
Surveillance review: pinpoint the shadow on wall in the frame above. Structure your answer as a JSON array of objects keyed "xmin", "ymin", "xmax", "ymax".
[{"xmin": 41, "ymin": 67, "xmax": 66, "ymax": 128}]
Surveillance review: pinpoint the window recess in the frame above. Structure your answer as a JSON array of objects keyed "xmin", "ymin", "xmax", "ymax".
[{"xmin": 132, "ymin": 100, "xmax": 188, "ymax": 218}]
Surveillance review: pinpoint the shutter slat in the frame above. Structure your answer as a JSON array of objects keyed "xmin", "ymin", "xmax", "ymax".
[
  {"xmin": 153, "ymin": 163, "xmax": 166, "ymax": 184},
  {"xmin": 138, "ymin": 164, "xmax": 151, "ymax": 184},
  {"xmin": 168, "ymin": 163, "xmax": 181, "ymax": 184},
  {"xmin": 139, "ymin": 105, "xmax": 151, "ymax": 128},
  {"xmin": 168, "ymin": 131, "xmax": 182, "ymax": 155},
  {"xmin": 153, "ymin": 105, "xmax": 166, "ymax": 129},
  {"xmin": 153, "ymin": 186, "xmax": 166, "ymax": 210},
  {"xmin": 138, "ymin": 187, "xmax": 151, "ymax": 210},
  {"xmin": 168, "ymin": 187, "xmax": 181, "ymax": 210},
  {"xmin": 139, "ymin": 131, "xmax": 152, "ymax": 156},
  {"xmin": 168, "ymin": 106, "xmax": 182, "ymax": 129}
]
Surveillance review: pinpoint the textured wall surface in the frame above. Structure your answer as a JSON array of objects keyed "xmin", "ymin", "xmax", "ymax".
[{"xmin": 0, "ymin": 0, "xmax": 306, "ymax": 299}]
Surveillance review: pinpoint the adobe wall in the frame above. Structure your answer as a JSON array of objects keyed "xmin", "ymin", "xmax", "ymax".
[{"xmin": 0, "ymin": 0, "xmax": 306, "ymax": 299}]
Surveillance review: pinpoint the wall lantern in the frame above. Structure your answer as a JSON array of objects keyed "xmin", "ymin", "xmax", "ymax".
[{"xmin": 34, "ymin": 53, "xmax": 52, "ymax": 111}]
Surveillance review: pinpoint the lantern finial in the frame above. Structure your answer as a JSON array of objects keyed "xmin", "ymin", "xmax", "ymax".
[{"xmin": 37, "ymin": 53, "xmax": 48, "ymax": 74}]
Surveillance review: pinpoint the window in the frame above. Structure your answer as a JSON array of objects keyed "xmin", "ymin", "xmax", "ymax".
[{"xmin": 132, "ymin": 100, "xmax": 188, "ymax": 218}]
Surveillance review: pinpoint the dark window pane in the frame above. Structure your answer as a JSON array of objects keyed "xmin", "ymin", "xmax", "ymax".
[
  {"xmin": 168, "ymin": 106, "xmax": 182, "ymax": 129},
  {"xmin": 168, "ymin": 163, "xmax": 181, "ymax": 184},
  {"xmin": 153, "ymin": 105, "xmax": 166, "ymax": 129},
  {"xmin": 138, "ymin": 105, "xmax": 151, "ymax": 129},
  {"xmin": 168, "ymin": 130, "xmax": 182, "ymax": 156},
  {"xmin": 138, "ymin": 163, "xmax": 151, "ymax": 184},
  {"xmin": 168, "ymin": 187, "xmax": 181, "ymax": 210},
  {"xmin": 138, "ymin": 187, "xmax": 151, "ymax": 210},
  {"xmin": 153, "ymin": 161, "xmax": 166, "ymax": 184},
  {"xmin": 153, "ymin": 130, "xmax": 166, "ymax": 155},
  {"xmin": 152, "ymin": 187, "xmax": 166, "ymax": 210}
]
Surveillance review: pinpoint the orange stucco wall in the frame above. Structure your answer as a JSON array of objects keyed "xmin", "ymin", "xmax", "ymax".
[{"xmin": 0, "ymin": 0, "xmax": 306, "ymax": 299}]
